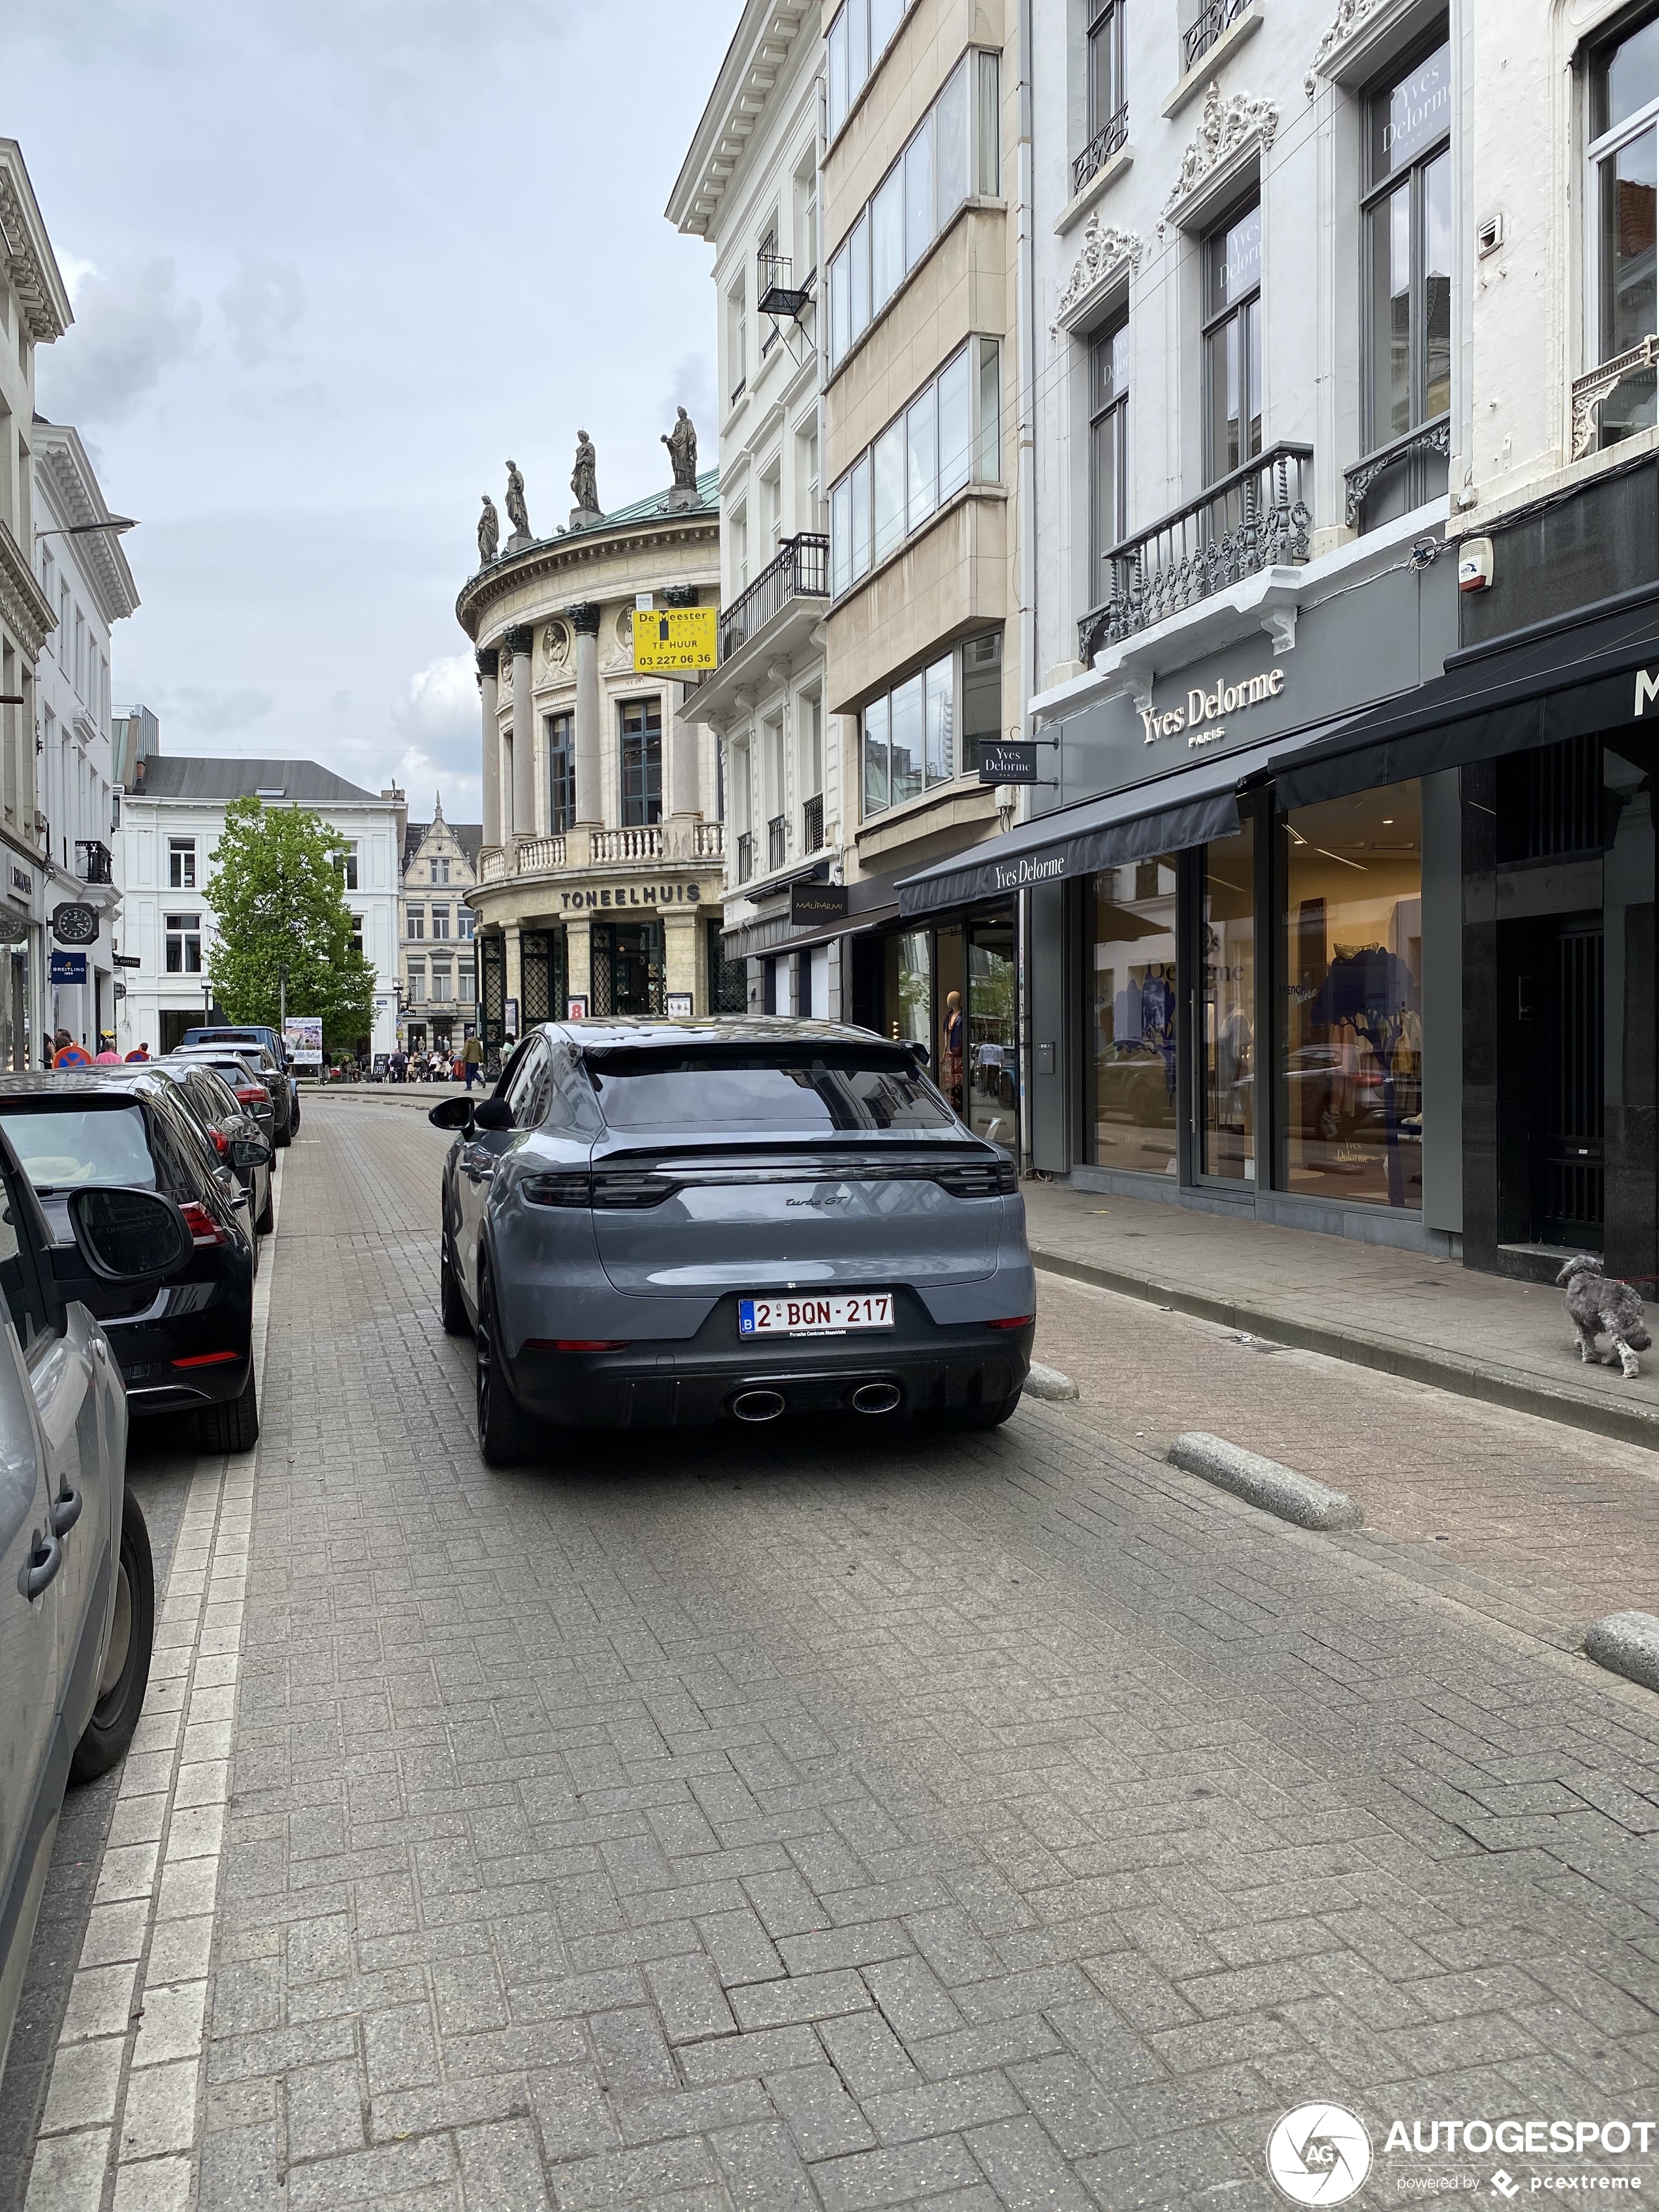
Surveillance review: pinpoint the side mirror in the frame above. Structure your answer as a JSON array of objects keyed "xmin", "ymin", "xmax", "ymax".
[
  {"xmin": 428, "ymin": 1095, "xmax": 474, "ymax": 1130},
  {"xmin": 472, "ymin": 1098, "xmax": 514, "ymax": 1132},
  {"xmin": 231, "ymin": 1136, "xmax": 272, "ymax": 1168},
  {"xmin": 67, "ymin": 1187, "xmax": 193, "ymax": 1283}
]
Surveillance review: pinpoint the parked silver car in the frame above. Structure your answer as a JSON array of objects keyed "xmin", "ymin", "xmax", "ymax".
[
  {"xmin": 431, "ymin": 1019, "xmax": 1037, "ymax": 1462},
  {"xmin": 0, "ymin": 1157, "xmax": 199, "ymax": 2080}
]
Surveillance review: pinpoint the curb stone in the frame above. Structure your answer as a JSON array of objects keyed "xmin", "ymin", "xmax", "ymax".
[
  {"xmin": 1022, "ymin": 1361, "xmax": 1080, "ymax": 1402},
  {"xmin": 1168, "ymin": 1430, "xmax": 1365, "ymax": 1531},
  {"xmin": 1585, "ymin": 1610, "xmax": 1659, "ymax": 1693}
]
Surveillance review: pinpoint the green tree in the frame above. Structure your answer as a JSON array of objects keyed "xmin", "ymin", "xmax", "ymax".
[{"xmin": 204, "ymin": 797, "xmax": 374, "ymax": 1053}]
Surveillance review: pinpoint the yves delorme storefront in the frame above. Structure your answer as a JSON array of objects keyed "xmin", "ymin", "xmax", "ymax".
[{"xmin": 899, "ymin": 558, "xmax": 1659, "ymax": 1281}]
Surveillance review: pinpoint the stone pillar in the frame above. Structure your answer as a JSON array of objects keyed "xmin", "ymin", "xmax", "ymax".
[
  {"xmin": 669, "ymin": 682, "xmax": 700, "ymax": 821},
  {"xmin": 503, "ymin": 921, "xmax": 523, "ymax": 1041},
  {"xmin": 565, "ymin": 915, "xmax": 591, "ymax": 1014},
  {"xmin": 477, "ymin": 647, "xmax": 501, "ymax": 850},
  {"xmin": 664, "ymin": 911, "xmax": 700, "ymax": 1014},
  {"xmin": 568, "ymin": 603, "xmax": 604, "ymax": 827},
  {"xmin": 506, "ymin": 625, "xmax": 535, "ymax": 838}
]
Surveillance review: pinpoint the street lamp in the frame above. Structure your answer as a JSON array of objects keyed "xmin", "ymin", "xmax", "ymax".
[{"xmin": 35, "ymin": 517, "xmax": 138, "ymax": 540}]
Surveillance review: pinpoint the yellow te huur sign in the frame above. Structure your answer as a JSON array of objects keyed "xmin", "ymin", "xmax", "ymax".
[{"xmin": 632, "ymin": 607, "xmax": 717, "ymax": 674}]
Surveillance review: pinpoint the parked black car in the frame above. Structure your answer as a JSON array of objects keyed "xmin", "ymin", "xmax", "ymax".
[
  {"xmin": 176, "ymin": 1040, "xmax": 295, "ymax": 1147},
  {"xmin": 167, "ymin": 1051, "xmax": 278, "ymax": 1151},
  {"xmin": 180, "ymin": 1024, "xmax": 300, "ymax": 1134},
  {"xmin": 0, "ymin": 1072, "xmax": 260, "ymax": 1451},
  {"xmin": 144, "ymin": 1060, "xmax": 274, "ymax": 1235}
]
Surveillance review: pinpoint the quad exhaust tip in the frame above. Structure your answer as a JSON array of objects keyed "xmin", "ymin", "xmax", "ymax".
[
  {"xmin": 851, "ymin": 1381, "xmax": 902, "ymax": 1415},
  {"xmin": 732, "ymin": 1388, "xmax": 786, "ymax": 1423}
]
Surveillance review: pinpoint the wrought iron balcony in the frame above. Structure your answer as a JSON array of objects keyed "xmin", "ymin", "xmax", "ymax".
[
  {"xmin": 1343, "ymin": 413, "xmax": 1451, "ymax": 528},
  {"xmin": 1072, "ymin": 103, "xmax": 1129, "ymax": 197},
  {"xmin": 74, "ymin": 839, "xmax": 114, "ymax": 886},
  {"xmin": 1078, "ymin": 444, "xmax": 1313, "ymax": 662},
  {"xmin": 735, "ymin": 831, "xmax": 754, "ymax": 886},
  {"xmin": 802, "ymin": 793, "xmax": 824, "ymax": 854},
  {"xmin": 718, "ymin": 534, "xmax": 830, "ymax": 665},
  {"xmin": 767, "ymin": 814, "xmax": 788, "ymax": 872},
  {"xmin": 1183, "ymin": 0, "xmax": 1251, "ymax": 71},
  {"xmin": 757, "ymin": 251, "xmax": 813, "ymax": 320}
]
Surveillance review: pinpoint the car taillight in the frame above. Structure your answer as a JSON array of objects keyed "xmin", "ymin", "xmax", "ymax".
[
  {"xmin": 934, "ymin": 1158, "xmax": 1018, "ymax": 1197},
  {"xmin": 523, "ymin": 1172, "xmax": 591, "ymax": 1207},
  {"xmin": 234, "ymin": 1087, "xmax": 267, "ymax": 1105},
  {"xmin": 178, "ymin": 1201, "xmax": 227, "ymax": 1247},
  {"xmin": 986, "ymin": 1315, "xmax": 1034, "ymax": 1330},
  {"xmin": 525, "ymin": 1338, "xmax": 630, "ymax": 1352},
  {"xmin": 210, "ymin": 1128, "xmax": 229, "ymax": 1155},
  {"xmin": 172, "ymin": 1349, "xmax": 240, "ymax": 1367}
]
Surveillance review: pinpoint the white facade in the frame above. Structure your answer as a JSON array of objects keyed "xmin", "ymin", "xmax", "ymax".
[
  {"xmin": 33, "ymin": 421, "xmax": 137, "ymax": 1050},
  {"xmin": 669, "ymin": 2, "xmax": 835, "ymax": 1011},
  {"xmin": 399, "ymin": 801, "xmax": 481, "ymax": 1051},
  {"xmin": 114, "ymin": 758, "xmax": 405, "ymax": 1057}
]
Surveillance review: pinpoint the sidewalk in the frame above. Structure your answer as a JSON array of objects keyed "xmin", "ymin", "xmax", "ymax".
[{"xmin": 1022, "ymin": 1178, "xmax": 1659, "ymax": 1451}]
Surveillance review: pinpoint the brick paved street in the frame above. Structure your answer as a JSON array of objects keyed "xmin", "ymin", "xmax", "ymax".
[{"xmin": 20, "ymin": 1095, "xmax": 1659, "ymax": 2210}]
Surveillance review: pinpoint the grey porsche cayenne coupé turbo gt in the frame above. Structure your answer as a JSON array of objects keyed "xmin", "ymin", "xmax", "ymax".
[{"xmin": 431, "ymin": 1018, "xmax": 1036, "ymax": 1462}]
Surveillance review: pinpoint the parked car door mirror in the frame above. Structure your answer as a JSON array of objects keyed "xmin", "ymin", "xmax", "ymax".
[
  {"xmin": 67, "ymin": 1188, "xmax": 193, "ymax": 1281},
  {"xmin": 428, "ymin": 1096, "xmax": 475, "ymax": 1130},
  {"xmin": 231, "ymin": 1136, "xmax": 272, "ymax": 1168},
  {"xmin": 472, "ymin": 1098, "xmax": 514, "ymax": 1132}
]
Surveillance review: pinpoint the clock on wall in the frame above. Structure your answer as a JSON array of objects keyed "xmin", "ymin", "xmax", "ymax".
[{"xmin": 52, "ymin": 903, "xmax": 98, "ymax": 946}]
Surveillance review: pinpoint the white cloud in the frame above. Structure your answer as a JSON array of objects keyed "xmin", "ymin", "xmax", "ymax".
[
  {"xmin": 220, "ymin": 254, "xmax": 305, "ymax": 366},
  {"xmin": 37, "ymin": 257, "xmax": 201, "ymax": 425},
  {"xmin": 396, "ymin": 654, "xmax": 475, "ymax": 745},
  {"xmin": 151, "ymin": 684, "xmax": 275, "ymax": 737}
]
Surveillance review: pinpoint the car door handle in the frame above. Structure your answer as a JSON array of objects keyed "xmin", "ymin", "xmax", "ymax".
[
  {"xmin": 20, "ymin": 1530, "xmax": 61, "ymax": 1600},
  {"xmin": 50, "ymin": 1485, "xmax": 82, "ymax": 1538}
]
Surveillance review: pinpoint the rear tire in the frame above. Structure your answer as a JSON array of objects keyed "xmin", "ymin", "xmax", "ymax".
[
  {"xmin": 256, "ymin": 1179, "xmax": 274, "ymax": 1234},
  {"xmin": 944, "ymin": 1388, "xmax": 1022, "ymax": 1432},
  {"xmin": 70, "ymin": 1488, "xmax": 155, "ymax": 1784},
  {"xmin": 440, "ymin": 1238, "xmax": 472, "ymax": 1337},
  {"xmin": 274, "ymin": 1122, "xmax": 292, "ymax": 1149},
  {"xmin": 200, "ymin": 1366, "xmax": 259, "ymax": 1454},
  {"xmin": 476, "ymin": 1263, "xmax": 535, "ymax": 1467}
]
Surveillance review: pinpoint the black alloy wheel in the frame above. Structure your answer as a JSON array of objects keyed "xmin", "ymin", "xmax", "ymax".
[
  {"xmin": 70, "ymin": 1487, "xmax": 156, "ymax": 1783},
  {"xmin": 257, "ymin": 1178, "xmax": 274, "ymax": 1235},
  {"xmin": 475, "ymin": 1262, "xmax": 534, "ymax": 1467},
  {"xmin": 200, "ymin": 1366, "xmax": 259, "ymax": 1454},
  {"xmin": 440, "ymin": 1236, "xmax": 472, "ymax": 1337}
]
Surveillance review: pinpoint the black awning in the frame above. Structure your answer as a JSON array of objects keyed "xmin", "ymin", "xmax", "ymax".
[
  {"xmin": 1272, "ymin": 583, "xmax": 1659, "ymax": 807},
  {"xmin": 895, "ymin": 736, "xmax": 1300, "ymax": 918}
]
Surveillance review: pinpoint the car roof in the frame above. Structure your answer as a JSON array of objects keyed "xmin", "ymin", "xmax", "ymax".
[
  {"xmin": 531, "ymin": 1017, "xmax": 894, "ymax": 1053},
  {"xmin": 0, "ymin": 1068, "xmax": 172, "ymax": 1102}
]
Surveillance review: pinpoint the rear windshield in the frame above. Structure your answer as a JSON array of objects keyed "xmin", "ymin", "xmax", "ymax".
[
  {"xmin": 584, "ymin": 1048, "xmax": 952, "ymax": 1132},
  {"xmin": 0, "ymin": 1104, "xmax": 156, "ymax": 1193}
]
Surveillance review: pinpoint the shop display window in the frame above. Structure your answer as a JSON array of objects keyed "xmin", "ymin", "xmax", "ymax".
[
  {"xmin": 1199, "ymin": 825, "xmax": 1255, "ymax": 1181},
  {"xmin": 1087, "ymin": 858, "xmax": 1178, "ymax": 1174},
  {"xmin": 1276, "ymin": 780, "xmax": 1423, "ymax": 1208}
]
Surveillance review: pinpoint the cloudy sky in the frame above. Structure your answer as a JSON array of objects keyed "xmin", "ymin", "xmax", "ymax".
[{"xmin": 12, "ymin": 0, "xmax": 741, "ymax": 825}]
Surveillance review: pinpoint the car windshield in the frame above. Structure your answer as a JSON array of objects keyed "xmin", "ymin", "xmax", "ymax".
[
  {"xmin": 583, "ymin": 1047, "xmax": 953, "ymax": 1132},
  {"xmin": 0, "ymin": 1104, "xmax": 157, "ymax": 1192}
]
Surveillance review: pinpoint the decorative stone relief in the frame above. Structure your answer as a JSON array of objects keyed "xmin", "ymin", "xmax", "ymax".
[
  {"xmin": 1163, "ymin": 80, "xmax": 1279, "ymax": 225},
  {"xmin": 615, "ymin": 606, "xmax": 635, "ymax": 651},
  {"xmin": 541, "ymin": 620, "xmax": 570, "ymax": 672},
  {"xmin": 1054, "ymin": 215, "xmax": 1144, "ymax": 331},
  {"xmin": 1304, "ymin": 0, "xmax": 1390, "ymax": 97}
]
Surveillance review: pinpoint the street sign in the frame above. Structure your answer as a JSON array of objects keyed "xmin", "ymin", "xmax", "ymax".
[
  {"xmin": 50, "ymin": 950, "xmax": 88, "ymax": 984},
  {"xmin": 283, "ymin": 1016, "xmax": 323, "ymax": 1069},
  {"xmin": 112, "ymin": 952, "xmax": 142, "ymax": 969},
  {"xmin": 112, "ymin": 982, "xmax": 125, "ymax": 999},
  {"xmin": 632, "ymin": 607, "xmax": 717, "ymax": 673},
  {"xmin": 566, "ymin": 995, "xmax": 588, "ymax": 1021},
  {"xmin": 978, "ymin": 741, "xmax": 1039, "ymax": 785},
  {"xmin": 790, "ymin": 880, "xmax": 848, "ymax": 925}
]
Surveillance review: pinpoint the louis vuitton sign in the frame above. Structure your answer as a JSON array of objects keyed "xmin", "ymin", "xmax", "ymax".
[{"xmin": 1139, "ymin": 664, "xmax": 1286, "ymax": 750}]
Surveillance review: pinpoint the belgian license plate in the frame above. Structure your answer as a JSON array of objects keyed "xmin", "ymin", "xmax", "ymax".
[{"xmin": 739, "ymin": 1292, "xmax": 894, "ymax": 1338}]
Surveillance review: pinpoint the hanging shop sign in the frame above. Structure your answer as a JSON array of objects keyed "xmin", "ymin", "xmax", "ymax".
[
  {"xmin": 790, "ymin": 881, "xmax": 848, "ymax": 925},
  {"xmin": 979, "ymin": 741, "xmax": 1039, "ymax": 786},
  {"xmin": 50, "ymin": 950, "xmax": 88, "ymax": 985},
  {"xmin": 632, "ymin": 608, "xmax": 717, "ymax": 673},
  {"xmin": 52, "ymin": 902, "xmax": 99, "ymax": 944}
]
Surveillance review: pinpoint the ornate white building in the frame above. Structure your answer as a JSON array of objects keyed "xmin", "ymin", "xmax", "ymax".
[{"xmin": 398, "ymin": 799, "xmax": 481, "ymax": 1055}]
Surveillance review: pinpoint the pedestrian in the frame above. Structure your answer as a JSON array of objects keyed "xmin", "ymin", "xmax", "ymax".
[
  {"xmin": 463, "ymin": 1032, "xmax": 483, "ymax": 1091},
  {"xmin": 942, "ymin": 991, "xmax": 964, "ymax": 1114},
  {"xmin": 52, "ymin": 1029, "xmax": 92, "ymax": 1069},
  {"xmin": 124, "ymin": 1040, "xmax": 151, "ymax": 1062},
  {"xmin": 391, "ymin": 1048, "xmax": 408, "ymax": 1083},
  {"xmin": 93, "ymin": 1034, "xmax": 121, "ymax": 1063}
]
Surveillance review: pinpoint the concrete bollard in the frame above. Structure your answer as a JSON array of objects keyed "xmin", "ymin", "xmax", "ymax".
[
  {"xmin": 1168, "ymin": 1432, "xmax": 1364, "ymax": 1531},
  {"xmin": 1585, "ymin": 1611, "xmax": 1659, "ymax": 1694},
  {"xmin": 1022, "ymin": 1362, "xmax": 1080, "ymax": 1402}
]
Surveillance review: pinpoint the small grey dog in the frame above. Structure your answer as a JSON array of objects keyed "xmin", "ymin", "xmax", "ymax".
[{"xmin": 1556, "ymin": 1255, "xmax": 1652, "ymax": 1379}]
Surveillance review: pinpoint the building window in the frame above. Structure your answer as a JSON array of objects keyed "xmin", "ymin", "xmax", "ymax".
[
  {"xmin": 459, "ymin": 908, "xmax": 475, "ymax": 940},
  {"xmin": 860, "ymin": 632, "xmax": 1001, "ymax": 820},
  {"xmin": 408, "ymin": 964, "xmax": 426, "ymax": 1002},
  {"xmin": 165, "ymin": 914, "xmax": 202, "ymax": 974},
  {"xmin": 547, "ymin": 710, "xmax": 575, "ymax": 833},
  {"xmin": 620, "ymin": 698, "xmax": 663, "ymax": 827},
  {"xmin": 1199, "ymin": 824, "xmax": 1255, "ymax": 1183},
  {"xmin": 350, "ymin": 913, "xmax": 364, "ymax": 954},
  {"xmin": 1363, "ymin": 38, "xmax": 1451, "ymax": 458},
  {"xmin": 1588, "ymin": 12, "xmax": 1659, "ymax": 445},
  {"xmin": 407, "ymin": 906, "xmax": 424, "ymax": 940},
  {"xmin": 828, "ymin": 52, "xmax": 1000, "ymax": 370},
  {"xmin": 431, "ymin": 905, "xmax": 450, "ymax": 940},
  {"xmin": 335, "ymin": 841, "xmax": 359, "ymax": 891},
  {"xmin": 167, "ymin": 837, "xmax": 195, "ymax": 890},
  {"xmin": 459, "ymin": 965, "xmax": 476, "ymax": 1004},
  {"xmin": 831, "ymin": 339, "xmax": 1002, "ymax": 593},
  {"xmin": 1087, "ymin": 860, "xmax": 1178, "ymax": 1171},
  {"xmin": 1204, "ymin": 200, "xmax": 1263, "ymax": 481},
  {"xmin": 429, "ymin": 857, "xmax": 450, "ymax": 884},
  {"xmin": 827, "ymin": 0, "xmax": 914, "ymax": 139},
  {"xmin": 728, "ymin": 278, "xmax": 747, "ymax": 406},
  {"xmin": 430, "ymin": 967, "xmax": 452, "ymax": 1002},
  {"xmin": 1276, "ymin": 780, "xmax": 1423, "ymax": 1210},
  {"xmin": 1089, "ymin": 317, "xmax": 1129, "ymax": 598}
]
